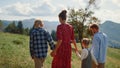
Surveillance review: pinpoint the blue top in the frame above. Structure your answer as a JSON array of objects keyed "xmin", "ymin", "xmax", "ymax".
[
  {"xmin": 91, "ymin": 31, "xmax": 108, "ymax": 63},
  {"xmin": 29, "ymin": 27, "xmax": 55, "ymax": 58}
]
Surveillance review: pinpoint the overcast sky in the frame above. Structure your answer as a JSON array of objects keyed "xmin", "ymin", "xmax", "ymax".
[{"xmin": 0, "ymin": 0, "xmax": 120, "ymax": 23}]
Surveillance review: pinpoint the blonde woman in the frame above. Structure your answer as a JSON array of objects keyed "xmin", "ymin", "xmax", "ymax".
[{"xmin": 29, "ymin": 19, "xmax": 55, "ymax": 68}]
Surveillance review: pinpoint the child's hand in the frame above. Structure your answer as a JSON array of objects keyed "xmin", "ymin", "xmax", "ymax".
[{"xmin": 76, "ymin": 51, "xmax": 81, "ymax": 58}]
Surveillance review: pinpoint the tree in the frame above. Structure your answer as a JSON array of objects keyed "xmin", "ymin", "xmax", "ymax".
[
  {"xmin": 51, "ymin": 30, "xmax": 56, "ymax": 41},
  {"xmin": 17, "ymin": 21, "xmax": 23, "ymax": 34},
  {"xmin": 68, "ymin": 0, "xmax": 100, "ymax": 48},
  {"xmin": 23, "ymin": 28, "xmax": 29, "ymax": 35},
  {"xmin": 5, "ymin": 21, "xmax": 17, "ymax": 33},
  {"xmin": 0, "ymin": 20, "xmax": 3, "ymax": 32}
]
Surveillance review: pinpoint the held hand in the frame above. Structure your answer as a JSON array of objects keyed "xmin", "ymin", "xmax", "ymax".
[
  {"xmin": 76, "ymin": 51, "xmax": 81, "ymax": 58},
  {"xmin": 75, "ymin": 49, "xmax": 79, "ymax": 54},
  {"xmin": 31, "ymin": 55, "xmax": 34, "ymax": 59},
  {"xmin": 50, "ymin": 50, "xmax": 56, "ymax": 57},
  {"xmin": 75, "ymin": 49, "xmax": 81, "ymax": 58}
]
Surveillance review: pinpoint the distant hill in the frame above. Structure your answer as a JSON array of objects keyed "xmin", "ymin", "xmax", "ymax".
[
  {"xmin": 21, "ymin": 18, "xmax": 59, "ymax": 33},
  {"xmin": 1, "ymin": 19, "xmax": 120, "ymax": 48},
  {"xmin": 100, "ymin": 21, "xmax": 120, "ymax": 48},
  {"xmin": 2, "ymin": 18, "xmax": 59, "ymax": 33}
]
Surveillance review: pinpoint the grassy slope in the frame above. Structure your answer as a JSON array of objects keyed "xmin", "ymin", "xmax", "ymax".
[{"xmin": 0, "ymin": 32, "xmax": 120, "ymax": 68}]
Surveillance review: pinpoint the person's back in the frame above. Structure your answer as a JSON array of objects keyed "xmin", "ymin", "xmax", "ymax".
[
  {"xmin": 51, "ymin": 10, "xmax": 79, "ymax": 68},
  {"xmin": 30, "ymin": 19, "xmax": 55, "ymax": 68},
  {"xmin": 80, "ymin": 38, "xmax": 92, "ymax": 68},
  {"xmin": 89, "ymin": 23, "xmax": 108, "ymax": 68},
  {"xmin": 57, "ymin": 23, "xmax": 73, "ymax": 43},
  {"xmin": 81, "ymin": 48, "xmax": 92, "ymax": 68},
  {"xmin": 94, "ymin": 32, "xmax": 107, "ymax": 63},
  {"xmin": 31, "ymin": 27, "xmax": 50, "ymax": 58}
]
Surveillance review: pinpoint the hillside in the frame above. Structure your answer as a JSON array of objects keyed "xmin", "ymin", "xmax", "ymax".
[
  {"xmin": 2, "ymin": 19, "xmax": 59, "ymax": 33},
  {"xmin": 1, "ymin": 19, "xmax": 120, "ymax": 48},
  {"xmin": 0, "ymin": 32, "xmax": 120, "ymax": 68},
  {"xmin": 100, "ymin": 21, "xmax": 120, "ymax": 48}
]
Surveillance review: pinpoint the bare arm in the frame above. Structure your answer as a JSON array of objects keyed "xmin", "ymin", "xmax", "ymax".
[
  {"xmin": 71, "ymin": 40, "xmax": 78, "ymax": 52},
  {"xmin": 50, "ymin": 40, "xmax": 62, "ymax": 57},
  {"xmin": 54, "ymin": 40, "xmax": 62, "ymax": 52}
]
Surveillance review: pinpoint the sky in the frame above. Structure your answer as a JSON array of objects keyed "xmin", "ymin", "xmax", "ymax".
[{"xmin": 0, "ymin": 0, "xmax": 120, "ymax": 23}]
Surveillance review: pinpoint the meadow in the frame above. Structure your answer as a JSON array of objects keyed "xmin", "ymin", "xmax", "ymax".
[{"xmin": 0, "ymin": 32, "xmax": 120, "ymax": 68}]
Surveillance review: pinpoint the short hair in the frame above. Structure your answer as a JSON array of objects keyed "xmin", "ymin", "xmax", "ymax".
[
  {"xmin": 34, "ymin": 19, "xmax": 42, "ymax": 24},
  {"xmin": 58, "ymin": 10, "xmax": 67, "ymax": 20},
  {"xmin": 34, "ymin": 19, "xmax": 43, "ymax": 28},
  {"xmin": 89, "ymin": 23, "xmax": 99, "ymax": 30},
  {"xmin": 82, "ymin": 38, "xmax": 90, "ymax": 46}
]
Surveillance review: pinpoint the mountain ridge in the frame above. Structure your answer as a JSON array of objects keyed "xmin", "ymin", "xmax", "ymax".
[
  {"xmin": 1, "ymin": 19, "xmax": 120, "ymax": 48},
  {"xmin": 100, "ymin": 21, "xmax": 120, "ymax": 48}
]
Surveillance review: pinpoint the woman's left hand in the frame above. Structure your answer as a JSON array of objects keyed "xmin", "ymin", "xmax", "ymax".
[{"xmin": 50, "ymin": 50, "xmax": 56, "ymax": 57}]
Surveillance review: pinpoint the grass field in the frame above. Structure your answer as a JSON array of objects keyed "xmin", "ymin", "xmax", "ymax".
[{"xmin": 0, "ymin": 32, "xmax": 120, "ymax": 68}]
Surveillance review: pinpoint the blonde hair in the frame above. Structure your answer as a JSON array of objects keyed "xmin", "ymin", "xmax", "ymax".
[
  {"xmin": 82, "ymin": 38, "xmax": 90, "ymax": 46},
  {"xmin": 34, "ymin": 19, "xmax": 43, "ymax": 28}
]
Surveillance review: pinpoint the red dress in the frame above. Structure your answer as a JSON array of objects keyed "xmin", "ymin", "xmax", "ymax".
[{"xmin": 52, "ymin": 23, "xmax": 75, "ymax": 68}]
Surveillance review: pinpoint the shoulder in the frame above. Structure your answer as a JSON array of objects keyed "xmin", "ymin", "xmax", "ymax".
[
  {"xmin": 103, "ymin": 32, "xmax": 107, "ymax": 38},
  {"xmin": 95, "ymin": 32, "xmax": 107, "ymax": 38},
  {"xmin": 42, "ymin": 28, "xmax": 50, "ymax": 35},
  {"xmin": 82, "ymin": 49, "xmax": 88, "ymax": 54},
  {"xmin": 57, "ymin": 24, "xmax": 61, "ymax": 27},
  {"xmin": 66, "ymin": 23, "xmax": 73, "ymax": 28},
  {"xmin": 94, "ymin": 32, "xmax": 100, "ymax": 39},
  {"xmin": 57, "ymin": 24, "xmax": 62, "ymax": 29},
  {"xmin": 41, "ymin": 28, "xmax": 47, "ymax": 32},
  {"xmin": 39, "ymin": 28, "xmax": 49, "ymax": 34},
  {"xmin": 30, "ymin": 29, "xmax": 37, "ymax": 35}
]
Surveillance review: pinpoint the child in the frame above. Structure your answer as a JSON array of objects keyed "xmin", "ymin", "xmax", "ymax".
[{"xmin": 76, "ymin": 38, "xmax": 98, "ymax": 68}]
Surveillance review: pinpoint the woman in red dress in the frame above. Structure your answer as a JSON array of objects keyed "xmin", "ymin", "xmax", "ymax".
[{"xmin": 51, "ymin": 10, "xmax": 78, "ymax": 68}]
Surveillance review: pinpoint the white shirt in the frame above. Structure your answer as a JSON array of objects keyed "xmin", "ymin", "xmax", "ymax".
[{"xmin": 76, "ymin": 48, "xmax": 98, "ymax": 65}]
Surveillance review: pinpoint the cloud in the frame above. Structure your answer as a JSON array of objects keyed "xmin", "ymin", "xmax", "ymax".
[
  {"xmin": 0, "ymin": 1, "xmax": 57, "ymax": 16},
  {"xmin": 94, "ymin": 9, "xmax": 120, "ymax": 23},
  {"xmin": 14, "ymin": 2, "xmax": 33, "ymax": 15},
  {"xmin": 0, "ymin": 8, "xmax": 2, "ymax": 13},
  {"xmin": 0, "ymin": 2, "xmax": 33, "ymax": 16},
  {"xmin": 0, "ymin": 0, "xmax": 60, "ymax": 20},
  {"xmin": 32, "ymin": 2, "xmax": 56, "ymax": 16},
  {"xmin": 112, "ymin": 0, "xmax": 120, "ymax": 7},
  {"xmin": 0, "ymin": 0, "xmax": 120, "ymax": 23}
]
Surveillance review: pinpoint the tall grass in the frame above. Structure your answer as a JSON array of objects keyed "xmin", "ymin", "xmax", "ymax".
[{"xmin": 0, "ymin": 32, "xmax": 120, "ymax": 68}]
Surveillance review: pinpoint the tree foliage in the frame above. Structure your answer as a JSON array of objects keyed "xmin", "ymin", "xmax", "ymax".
[
  {"xmin": 4, "ymin": 21, "xmax": 29, "ymax": 35},
  {"xmin": 5, "ymin": 21, "xmax": 17, "ymax": 33},
  {"xmin": 0, "ymin": 20, "xmax": 3, "ymax": 31},
  {"xmin": 67, "ymin": 0, "xmax": 100, "ymax": 48},
  {"xmin": 17, "ymin": 21, "xmax": 23, "ymax": 34},
  {"xmin": 51, "ymin": 30, "xmax": 56, "ymax": 41}
]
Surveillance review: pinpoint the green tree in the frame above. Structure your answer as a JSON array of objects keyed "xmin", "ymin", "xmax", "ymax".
[
  {"xmin": 0, "ymin": 20, "xmax": 3, "ymax": 31},
  {"xmin": 23, "ymin": 28, "xmax": 29, "ymax": 35},
  {"xmin": 68, "ymin": 0, "xmax": 100, "ymax": 48},
  {"xmin": 17, "ymin": 21, "xmax": 23, "ymax": 34},
  {"xmin": 5, "ymin": 21, "xmax": 17, "ymax": 33},
  {"xmin": 51, "ymin": 30, "xmax": 56, "ymax": 41}
]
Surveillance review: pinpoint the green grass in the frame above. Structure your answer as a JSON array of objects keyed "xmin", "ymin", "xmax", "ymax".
[{"xmin": 0, "ymin": 32, "xmax": 120, "ymax": 68}]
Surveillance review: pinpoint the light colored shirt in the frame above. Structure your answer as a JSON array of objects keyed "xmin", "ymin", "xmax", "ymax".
[
  {"xmin": 91, "ymin": 32, "xmax": 108, "ymax": 63},
  {"xmin": 76, "ymin": 48, "xmax": 98, "ymax": 65}
]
